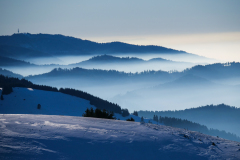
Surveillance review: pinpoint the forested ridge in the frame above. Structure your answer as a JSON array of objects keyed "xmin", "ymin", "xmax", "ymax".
[{"xmin": 0, "ymin": 75, "xmax": 126, "ymax": 115}]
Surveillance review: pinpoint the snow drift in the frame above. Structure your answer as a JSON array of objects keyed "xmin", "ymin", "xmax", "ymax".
[{"xmin": 0, "ymin": 114, "xmax": 239, "ymax": 160}]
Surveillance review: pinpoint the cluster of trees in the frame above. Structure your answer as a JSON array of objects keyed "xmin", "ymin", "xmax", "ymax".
[
  {"xmin": 0, "ymin": 75, "xmax": 128, "ymax": 116},
  {"xmin": 132, "ymin": 111, "xmax": 138, "ymax": 116},
  {"xmin": 152, "ymin": 115, "xmax": 240, "ymax": 142},
  {"xmin": 1, "ymin": 85, "xmax": 13, "ymax": 95},
  {"xmin": 126, "ymin": 117, "xmax": 135, "ymax": 121},
  {"xmin": 121, "ymin": 109, "xmax": 130, "ymax": 117},
  {"xmin": 59, "ymin": 88, "xmax": 123, "ymax": 115},
  {"xmin": 0, "ymin": 75, "xmax": 58, "ymax": 93},
  {"xmin": 83, "ymin": 108, "xmax": 114, "ymax": 119}
]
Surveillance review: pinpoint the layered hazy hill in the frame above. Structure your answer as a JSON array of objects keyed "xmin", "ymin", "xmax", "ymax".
[
  {"xmin": 0, "ymin": 68, "xmax": 23, "ymax": 79},
  {"xmin": 0, "ymin": 33, "xmax": 215, "ymax": 65},
  {"xmin": 0, "ymin": 55, "xmax": 34, "ymax": 67},
  {"xmin": 24, "ymin": 62, "xmax": 240, "ymax": 111},
  {"xmin": 138, "ymin": 104, "xmax": 240, "ymax": 137},
  {"xmin": 112, "ymin": 73, "xmax": 240, "ymax": 111},
  {"xmin": 69, "ymin": 55, "xmax": 196, "ymax": 72},
  {"xmin": 25, "ymin": 67, "xmax": 176, "ymax": 98},
  {"xmin": 0, "ymin": 54, "xmax": 197, "ymax": 76}
]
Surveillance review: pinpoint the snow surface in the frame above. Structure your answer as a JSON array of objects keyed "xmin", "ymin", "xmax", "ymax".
[
  {"xmin": 0, "ymin": 87, "xmax": 96, "ymax": 116},
  {"xmin": 0, "ymin": 87, "xmax": 155, "ymax": 123},
  {"xmin": 0, "ymin": 114, "xmax": 240, "ymax": 160}
]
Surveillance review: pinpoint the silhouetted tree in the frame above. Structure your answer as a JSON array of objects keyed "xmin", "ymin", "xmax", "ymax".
[
  {"xmin": 132, "ymin": 111, "xmax": 138, "ymax": 116},
  {"xmin": 2, "ymin": 86, "xmax": 13, "ymax": 95},
  {"xmin": 83, "ymin": 108, "xmax": 115, "ymax": 119},
  {"xmin": 0, "ymin": 95, "xmax": 3, "ymax": 100},
  {"xmin": 140, "ymin": 116, "xmax": 145, "ymax": 124},
  {"xmin": 126, "ymin": 117, "xmax": 135, "ymax": 121},
  {"xmin": 37, "ymin": 104, "xmax": 41, "ymax": 109},
  {"xmin": 122, "ymin": 109, "xmax": 130, "ymax": 117}
]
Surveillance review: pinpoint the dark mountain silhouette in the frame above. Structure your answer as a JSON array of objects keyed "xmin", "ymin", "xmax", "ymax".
[
  {"xmin": 0, "ymin": 33, "xmax": 188, "ymax": 59},
  {"xmin": 0, "ymin": 68, "xmax": 23, "ymax": 78},
  {"xmin": 148, "ymin": 57, "xmax": 170, "ymax": 62},
  {"xmin": 73, "ymin": 55, "xmax": 175, "ymax": 65},
  {"xmin": 138, "ymin": 104, "xmax": 240, "ymax": 137},
  {"xmin": 78, "ymin": 55, "xmax": 145, "ymax": 64}
]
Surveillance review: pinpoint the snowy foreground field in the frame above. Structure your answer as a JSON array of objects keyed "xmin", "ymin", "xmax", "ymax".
[{"xmin": 0, "ymin": 114, "xmax": 240, "ymax": 160}]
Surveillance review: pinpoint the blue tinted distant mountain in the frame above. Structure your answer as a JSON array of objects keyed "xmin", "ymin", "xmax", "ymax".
[
  {"xmin": 138, "ymin": 104, "xmax": 240, "ymax": 137},
  {"xmin": 171, "ymin": 74, "xmax": 212, "ymax": 85},
  {"xmin": 0, "ymin": 55, "xmax": 34, "ymax": 67},
  {"xmin": 26, "ymin": 62, "xmax": 240, "ymax": 96},
  {"xmin": 0, "ymin": 68, "xmax": 23, "ymax": 78},
  {"xmin": 0, "ymin": 45, "xmax": 53, "ymax": 58},
  {"xmin": 70, "ymin": 55, "xmax": 196, "ymax": 72},
  {"xmin": 78, "ymin": 55, "xmax": 170, "ymax": 64},
  {"xmin": 26, "ymin": 67, "xmax": 174, "ymax": 99},
  {"xmin": 111, "ymin": 67, "xmax": 240, "ymax": 113},
  {"xmin": 80, "ymin": 55, "xmax": 144, "ymax": 63},
  {"xmin": 0, "ymin": 33, "xmax": 186, "ymax": 56},
  {"xmin": 0, "ymin": 33, "xmax": 217, "ymax": 65},
  {"xmin": 184, "ymin": 62, "xmax": 240, "ymax": 80}
]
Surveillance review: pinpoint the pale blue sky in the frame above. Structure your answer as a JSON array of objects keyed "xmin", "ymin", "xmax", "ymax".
[{"xmin": 0, "ymin": 0, "xmax": 240, "ymax": 61}]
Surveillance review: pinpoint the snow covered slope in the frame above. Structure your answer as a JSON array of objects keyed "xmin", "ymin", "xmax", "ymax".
[
  {"xmin": 0, "ymin": 114, "xmax": 240, "ymax": 160},
  {"xmin": 0, "ymin": 87, "xmax": 145, "ymax": 122},
  {"xmin": 0, "ymin": 87, "xmax": 96, "ymax": 116}
]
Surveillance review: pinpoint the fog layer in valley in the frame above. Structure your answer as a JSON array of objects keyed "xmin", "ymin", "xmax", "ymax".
[
  {"xmin": 0, "ymin": 54, "xmax": 204, "ymax": 76},
  {"xmin": 25, "ymin": 62, "xmax": 240, "ymax": 113}
]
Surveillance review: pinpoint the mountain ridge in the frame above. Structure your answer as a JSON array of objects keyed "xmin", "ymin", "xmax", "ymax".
[{"xmin": 0, "ymin": 33, "xmax": 189, "ymax": 58}]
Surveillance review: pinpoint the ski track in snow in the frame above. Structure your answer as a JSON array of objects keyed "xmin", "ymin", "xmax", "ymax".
[{"xmin": 0, "ymin": 114, "xmax": 240, "ymax": 160}]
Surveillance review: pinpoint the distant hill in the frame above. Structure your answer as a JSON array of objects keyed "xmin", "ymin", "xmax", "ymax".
[
  {"xmin": 0, "ymin": 33, "xmax": 187, "ymax": 57},
  {"xmin": 68, "ymin": 55, "xmax": 196, "ymax": 72},
  {"xmin": 0, "ymin": 55, "xmax": 34, "ymax": 67},
  {"xmin": 0, "ymin": 45, "xmax": 53, "ymax": 59},
  {"xmin": 111, "ymin": 71, "xmax": 240, "ymax": 113},
  {"xmin": 155, "ymin": 74, "xmax": 214, "ymax": 88},
  {"xmin": 77, "ymin": 55, "xmax": 145, "ymax": 64},
  {"xmin": 138, "ymin": 104, "xmax": 240, "ymax": 137},
  {"xmin": 72, "ymin": 55, "xmax": 179, "ymax": 65},
  {"xmin": 25, "ymin": 67, "xmax": 176, "ymax": 100},
  {"xmin": 25, "ymin": 62, "xmax": 240, "ymax": 100},
  {"xmin": 152, "ymin": 115, "xmax": 240, "ymax": 142},
  {"xmin": 183, "ymin": 62, "xmax": 240, "ymax": 80},
  {"xmin": 0, "ymin": 68, "xmax": 23, "ymax": 78}
]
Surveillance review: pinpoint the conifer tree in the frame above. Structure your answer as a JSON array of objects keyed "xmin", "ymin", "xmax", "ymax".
[
  {"xmin": 141, "ymin": 116, "xmax": 145, "ymax": 124},
  {"xmin": 37, "ymin": 104, "xmax": 41, "ymax": 109}
]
